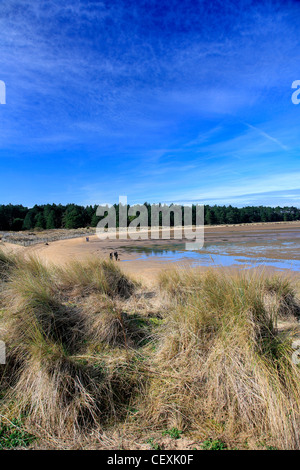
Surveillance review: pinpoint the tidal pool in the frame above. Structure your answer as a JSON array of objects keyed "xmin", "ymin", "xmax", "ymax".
[{"xmin": 121, "ymin": 238, "xmax": 300, "ymax": 272}]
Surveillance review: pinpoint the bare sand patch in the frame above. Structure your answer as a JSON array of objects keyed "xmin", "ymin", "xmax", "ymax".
[{"xmin": 1, "ymin": 221, "xmax": 299, "ymax": 284}]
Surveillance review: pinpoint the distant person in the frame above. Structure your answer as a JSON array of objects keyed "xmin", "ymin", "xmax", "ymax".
[
  {"xmin": 86, "ymin": 237, "xmax": 89, "ymax": 242},
  {"xmin": 114, "ymin": 251, "xmax": 118, "ymax": 261},
  {"xmin": 109, "ymin": 252, "xmax": 113, "ymax": 260}
]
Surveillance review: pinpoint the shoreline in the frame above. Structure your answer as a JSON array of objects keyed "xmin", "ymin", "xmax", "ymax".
[{"xmin": 1, "ymin": 220, "xmax": 299, "ymax": 283}]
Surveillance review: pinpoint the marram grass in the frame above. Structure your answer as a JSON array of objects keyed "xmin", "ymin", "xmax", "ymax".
[{"xmin": 0, "ymin": 251, "xmax": 299, "ymax": 449}]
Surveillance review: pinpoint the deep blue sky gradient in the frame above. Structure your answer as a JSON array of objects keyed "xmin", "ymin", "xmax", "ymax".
[{"xmin": 0, "ymin": 0, "xmax": 299, "ymax": 207}]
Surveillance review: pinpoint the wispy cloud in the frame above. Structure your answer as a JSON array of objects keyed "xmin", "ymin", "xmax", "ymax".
[
  {"xmin": 243, "ymin": 122, "xmax": 289, "ymax": 151},
  {"xmin": 0, "ymin": 1, "xmax": 299, "ymax": 206}
]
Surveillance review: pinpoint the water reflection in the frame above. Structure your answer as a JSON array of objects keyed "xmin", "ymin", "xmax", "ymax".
[{"xmin": 121, "ymin": 239, "xmax": 300, "ymax": 272}]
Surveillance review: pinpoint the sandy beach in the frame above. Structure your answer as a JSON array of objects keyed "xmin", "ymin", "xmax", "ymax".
[{"xmin": 1, "ymin": 221, "xmax": 299, "ymax": 283}]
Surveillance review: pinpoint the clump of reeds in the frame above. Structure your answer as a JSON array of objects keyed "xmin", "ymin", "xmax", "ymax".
[
  {"xmin": 57, "ymin": 259, "xmax": 136, "ymax": 299},
  {"xmin": 144, "ymin": 268, "xmax": 300, "ymax": 449},
  {"xmin": 3, "ymin": 257, "xmax": 86, "ymax": 355},
  {"xmin": 83, "ymin": 295, "xmax": 148, "ymax": 349},
  {"xmin": 1, "ymin": 253, "xmax": 300, "ymax": 449},
  {"xmin": 0, "ymin": 256, "xmax": 144, "ymax": 437},
  {"xmin": 263, "ymin": 275, "xmax": 300, "ymax": 319},
  {"xmin": 0, "ymin": 249, "xmax": 17, "ymax": 281},
  {"xmin": 8, "ymin": 339, "xmax": 110, "ymax": 432}
]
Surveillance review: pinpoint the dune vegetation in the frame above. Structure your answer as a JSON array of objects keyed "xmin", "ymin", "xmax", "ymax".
[{"xmin": 0, "ymin": 249, "xmax": 299, "ymax": 450}]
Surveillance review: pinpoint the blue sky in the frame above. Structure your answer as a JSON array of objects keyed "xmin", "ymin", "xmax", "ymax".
[{"xmin": 0, "ymin": 0, "xmax": 299, "ymax": 208}]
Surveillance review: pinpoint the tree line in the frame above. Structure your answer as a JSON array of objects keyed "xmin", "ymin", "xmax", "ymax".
[{"xmin": 0, "ymin": 203, "xmax": 299, "ymax": 232}]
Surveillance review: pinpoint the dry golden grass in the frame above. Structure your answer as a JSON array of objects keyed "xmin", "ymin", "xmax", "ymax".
[
  {"xmin": 0, "ymin": 253, "xmax": 145, "ymax": 439},
  {"xmin": 143, "ymin": 268, "xmax": 300, "ymax": 449},
  {"xmin": 0, "ymin": 251, "xmax": 300, "ymax": 449},
  {"xmin": 56, "ymin": 258, "xmax": 136, "ymax": 299},
  {"xmin": 0, "ymin": 249, "xmax": 17, "ymax": 281}
]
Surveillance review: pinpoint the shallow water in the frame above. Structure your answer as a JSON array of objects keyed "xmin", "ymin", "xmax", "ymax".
[{"xmin": 121, "ymin": 237, "xmax": 300, "ymax": 272}]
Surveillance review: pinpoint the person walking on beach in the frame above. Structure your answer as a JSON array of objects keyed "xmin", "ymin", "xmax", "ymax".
[
  {"xmin": 109, "ymin": 252, "xmax": 113, "ymax": 260},
  {"xmin": 114, "ymin": 251, "xmax": 119, "ymax": 261}
]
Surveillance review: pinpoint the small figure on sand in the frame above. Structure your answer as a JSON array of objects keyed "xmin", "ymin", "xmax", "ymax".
[
  {"xmin": 109, "ymin": 252, "xmax": 113, "ymax": 260},
  {"xmin": 86, "ymin": 237, "xmax": 89, "ymax": 242},
  {"xmin": 114, "ymin": 251, "xmax": 119, "ymax": 261}
]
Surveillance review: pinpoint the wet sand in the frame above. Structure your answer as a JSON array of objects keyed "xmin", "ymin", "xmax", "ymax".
[{"xmin": 2, "ymin": 221, "xmax": 300, "ymax": 283}]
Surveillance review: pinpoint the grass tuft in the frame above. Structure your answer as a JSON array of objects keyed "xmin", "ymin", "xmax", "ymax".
[
  {"xmin": 143, "ymin": 269, "xmax": 300, "ymax": 449},
  {"xmin": 1, "ymin": 257, "xmax": 300, "ymax": 449}
]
